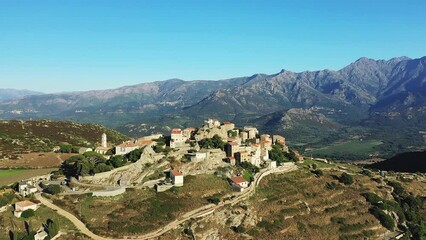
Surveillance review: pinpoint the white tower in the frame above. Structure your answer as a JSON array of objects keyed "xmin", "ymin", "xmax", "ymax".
[{"xmin": 101, "ymin": 133, "xmax": 107, "ymax": 148}]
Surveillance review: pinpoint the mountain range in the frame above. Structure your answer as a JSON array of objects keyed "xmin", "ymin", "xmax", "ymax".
[
  {"xmin": 0, "ymin": 89, "xmax": 43, "ymax": 103},
  {"xmin": 1, "ymin": 56, "xmax": 425, "ymax": 158}
]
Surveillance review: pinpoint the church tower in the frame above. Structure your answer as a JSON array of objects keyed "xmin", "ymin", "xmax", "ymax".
[{"xmin": 101, "ymin": 133, "xmax": 107, "ymax": 148}]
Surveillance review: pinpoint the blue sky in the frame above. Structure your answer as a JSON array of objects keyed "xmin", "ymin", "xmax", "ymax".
[{"xmin": 1, "ymin": 0, "xmax": 425, "ymax": 93}]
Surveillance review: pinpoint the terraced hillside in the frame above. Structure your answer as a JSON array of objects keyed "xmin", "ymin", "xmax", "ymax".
[
  {"xmin": 165, "ymin": 161, "xmax": 425, "ymax": 240},
  {"xmin": 0, "ymin": 120, "xmax": 128, "ymax": 159}
]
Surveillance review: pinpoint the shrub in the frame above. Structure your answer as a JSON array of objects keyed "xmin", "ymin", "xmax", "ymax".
[
  {"xmin": 369, "ymin": 207, "xmax": 395, "ymax": 231},
  {"xmin": 363, "ymin": 192, "xmax": 382, "ymax": 205},
  {"xmin": 43, "ymin": 184, "xmax": 61, "ymax": 195},
  {"xmin": 21, "ymin": 209, "xmax": 35, "ymax": 218},
  {"xmin": 339, "ymin": 173, "xmax": 353, "ymax": 185},
  {"xmin": 312, "ymin": 169, "xmax": 323, "ymax": 177}
]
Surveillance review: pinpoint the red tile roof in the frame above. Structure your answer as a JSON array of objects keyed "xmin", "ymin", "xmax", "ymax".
[
  {"xmin": 117, "ymin": 141, "xmax": 138, "ymax": 148},
  {"xmin": 171, "ymin": 129, "xmax": 182, "ymax": 134},
  {"xmin": 15, "ymin": 200, "xmax": 37, "ymax": 208},
  {"xmin": 223, "ymin": 121, "xmax": 233, "ymax": 125},
  {"xmin": 231, "ymin": 176, "xmax": 247, "ymax": 184},
  {"xmin": 170, "ymin": 169, "xmax": 183, "ymax": 176}
]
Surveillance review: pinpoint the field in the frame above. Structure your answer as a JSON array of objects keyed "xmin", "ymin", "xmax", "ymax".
[
  {"xmin": 0, "ymin": 205, "xmax": 77, "ymax": 240},
  {"xmin": 0, "ymin": 152, "xmax": 75, "ymax": 169},
  {"xmin": 307, "ymin": 140, "xmax": 383, "ymax": 160},
  {"xmin": 0, "ymin": 168, "xmax": 57, "ymax": 186},
  {"xmin": 51, "ymin": 174, "xmax": 232, "ymax": 237}
]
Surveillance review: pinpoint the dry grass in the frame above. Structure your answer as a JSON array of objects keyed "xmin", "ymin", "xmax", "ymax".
[
  {"xmin": 246, "ymin": 166, "xmax": 387, "ymax": 240},
  {"xmin": 52, "ymin": 174, "xmax": 231, "ymax": 237},
  {"xmin": 0, "ymin": 152, "xmax": 75, "ymax": 169}
]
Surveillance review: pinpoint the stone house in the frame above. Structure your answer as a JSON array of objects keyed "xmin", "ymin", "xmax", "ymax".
[
  {"xmin": 14, "ymin": 200, "xmax": 38, "ymax": 218},
  {"xmin": 230, "ymin": 176, "xmax": 249, "ymax": 192},
  {"xmin": 170, "ymin": 169, "xmax": 184, "ymax": 186}
]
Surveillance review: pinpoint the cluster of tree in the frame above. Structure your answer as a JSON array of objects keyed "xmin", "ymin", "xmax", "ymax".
[
  {"xmin": 269, "ymin": 144, "xmax": 299, "ymax": 163},
  {"xmin": 9, "ymin": 219, "xmax": 58, "ymax": 240},
  {"xmin": 61, "ymin": 148, "xmax": 145, "ymax": 177},
  {"xmin": 387, "ymin": 181, "xmax": 426, "ymax": 239},
  {"xmin": 152, "ymin": 137, "xmax": 172, "ymax": 154},
  {"xmin": 57, "ymin": 143, "xmax": 79, "ymax": 153},
  {"xmin": 198, "ymin": 135, "xmax": 224, "ymax": 150},
  {"xmin": 43, "ymin": 184, "xmax": 61, "ymax": 195},
  {"xmin": 239, "ymin": 162, "xmax": 260, "ymax": 182},
  {"xmin": 0, "ymin": 192, "xmax": 14, "ymax": 207},
  {"xmin": 363, "ymin": 182, "xmax": 426, "ymax": 238}
]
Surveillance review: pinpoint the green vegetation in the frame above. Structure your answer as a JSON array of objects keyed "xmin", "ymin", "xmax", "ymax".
[
  {"xmin": 21, "ymin": 209, "xmax": 35, "ymax": 218},
  {"xmin": 0, "ymin": 192, "xmax": 15, "ymax": 207},
  {"xmin": 60, "ymin": 149, "xmax": 145, "ymax": 178},
  {"xmin": 248, "ymin": 166, "xmax": 385, "ymax": 239},
  {"xmin": 307, "ymin": 140, "xmax": 383, "ymax": 160},
  {"xmin": 339, "ymin": 173, "xmax": 353, "ymax": 185},
  {"xmin": 58, "ymin": 143, "xmax": 79, "ymax": 153},
  {"xmin": 198, "ymin": 134, "xmax": 224, "ymax": 150},
  {"xmin": 43, "ymin": 185, "xmax": 61, "ymax": 195},
  {"xmin": 0, "ymin": 120, "xmax": 128, "ymax": 159},
  {"xmin": 239, "ymin": 162, "xmax": 259, "ymax": 182},
  {"xmin": 51, "ymin": 174, "xmax": 231, "ymax": 236},
  {"xmin": 269, "ymin": 143, "xmax": 298, "ymax": 163},
  {"xmin": 0, "ymin": 168, "xmax": 56, "ymax": 186}
]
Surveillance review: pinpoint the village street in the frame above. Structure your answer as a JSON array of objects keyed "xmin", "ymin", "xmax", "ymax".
[{"xmin": 35, "ymin": 163, "xmax": 298, "ymax": 240}]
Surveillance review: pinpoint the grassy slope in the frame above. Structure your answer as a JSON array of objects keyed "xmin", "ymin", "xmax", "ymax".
[
  {"xmin": 0, "ymin": 119, "xmax": 128, "ymax": 159},
  {"xmin": 306, "ymin": 140, "xmax": 383, "ymax": 160},
  {"xmin": 0, "ymin": 168, "xmax": 57, "ymax": 186},
  {"xmin": 51, "ymin": 174, "xmax": 231, "ymax": 237}
]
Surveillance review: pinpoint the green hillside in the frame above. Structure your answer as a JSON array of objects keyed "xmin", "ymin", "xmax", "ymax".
[{"xmin": 0, "ymin": 120, "xmax": 128, "ymax": 159}]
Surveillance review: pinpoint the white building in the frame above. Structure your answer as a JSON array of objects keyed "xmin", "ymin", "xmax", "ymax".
[
  {"xmin": 101, "ymin": 133, "xmax": 107, "ymax": 148},
  {"xmin": 78, "ymin": 147, "xmax": 92, "ymax": 155},
  {"xmin": 14, "ymin": 200, "xmax": 38, "ymax": 218},
  {"xmin": 230, "ymin": 176, "xmax": 249, "ymax": 192},
  {"xmin": 205, "ymin": 119, "xmax": 221, "ymax": 128},
  {"xmin": 18, "ymin": 180, "xmax": 38, "ymax": 196},
  {"xmin": 170, "ymin": 169, "xmax": 184, "ymax": 186},
  {"xmin": 170, "ymin": 128, "xmax": 187, "ymax": 148},
  {"xmin": 34, "ymin": 227, "xmax": 48, "ymax": 240},
  {"xmin": 115, "ymin": 141, "xmax": 140, "ymax": 155}
]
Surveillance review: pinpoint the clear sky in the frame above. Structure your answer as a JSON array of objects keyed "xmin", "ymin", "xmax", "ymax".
[{"xmin": 1, "ymin": 0, "xmax": 425, "ymax": 93}]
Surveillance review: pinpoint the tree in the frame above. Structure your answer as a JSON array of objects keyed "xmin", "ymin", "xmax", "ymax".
[
  {"xmin": 21, "ymin": 209, "xmax": 34, "ymax": 218},
  {"xmin": 312, "ymin": 169, "xmax": 323, "ymax": 177},
  {"xmin": 125, "ymin": 148, "xmax": 143, "ymax": 162},
  {"xmin": 43, "ymin": 185, "xmax": 61, "ymax": 195},
  {"xmin": 339, "ymin": 172, "xmax": 353, "ymax": 185},
  {"xmin": 46, "ymin": 219, "xmax": 59, "ymax": 237},
  {"xmin": 108, "ymin": 155, "xmax": 126, "ymax": 168}
]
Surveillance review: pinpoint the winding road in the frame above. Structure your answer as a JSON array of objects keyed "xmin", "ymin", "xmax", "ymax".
[{"xmin": 36, "ymin": 163, "xmax": 298, "ymax": 240}]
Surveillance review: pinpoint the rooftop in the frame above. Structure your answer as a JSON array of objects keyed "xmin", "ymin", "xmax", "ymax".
[
  {"xmin": 15, "ymin": 200, "xmax": 37, "ymax": 208},
  {"xmin": 170, "ymin": 169, "xmax": 183, "ymax": 176},
  {"xmin": 231, "ymin": 176, "xmax": 247, "ymax": 184}
]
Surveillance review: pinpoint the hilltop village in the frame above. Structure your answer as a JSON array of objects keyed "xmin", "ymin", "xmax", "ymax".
[
  {"xmin": 63, "ymin": 118, "xmax": 298, "ymax": 193},
  {"xmin": 2, "ymin": 119, "xmax": 424, "ymax": 240},
  {"xmin": 1, "ymin": 118, "xmax": 300, "ymax": 239}
]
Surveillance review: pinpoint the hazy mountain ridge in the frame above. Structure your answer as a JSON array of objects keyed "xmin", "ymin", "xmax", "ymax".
[
  {"xmin": 0, "ymin": 89, "xmax": 43, "ymax": 103},
  {"xmin": 1, "ymin": 56, "xmax": 425, "ymax": 157}
]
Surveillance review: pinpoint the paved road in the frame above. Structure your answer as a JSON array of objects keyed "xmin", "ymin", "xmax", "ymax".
[{"xmin": 36, "ymin": 163, "xmax": 298, "ymax": 240}]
